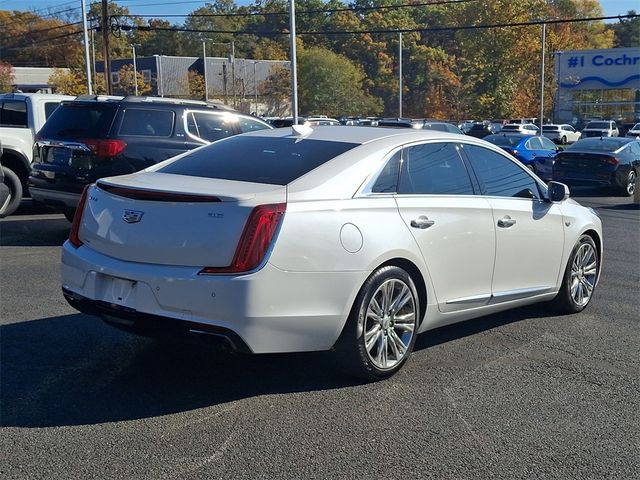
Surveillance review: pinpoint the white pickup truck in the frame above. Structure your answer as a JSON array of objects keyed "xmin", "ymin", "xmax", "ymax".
[{"xmin": 0, "ymin": 93, "xmax": 73, "ymax": 216}]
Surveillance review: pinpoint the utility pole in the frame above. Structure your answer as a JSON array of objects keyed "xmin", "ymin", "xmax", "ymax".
[
  {"xmin": 231, "ymin": 41, "xmax": 236, "ymax": 108},
  {"xmin": 101, "ymin": 0, "xmax": 112, "ymax": 95},
  {"xmin": 203, "ymin": 40, "xmax": 208, "ymax": 101},
  {"xmin": 540, "ymin": 22, "xmax": 546, "ymax": 133},
  {"xmin": 132, "ymin": 44, "xmax": 139, "ymax": 96},
  {"xmin": 81, "ymin": 0, "xmax": 92, "ymax": 94},
  {"xmin": 253, "ymin": 61, "xmax": 258, "ymax": 115}
]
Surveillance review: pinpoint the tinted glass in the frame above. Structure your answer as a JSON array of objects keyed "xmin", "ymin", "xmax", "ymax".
[
  {"xmin": 423, "ymin": 123, "xmax": 448, "ymax": 132},
  {"xmin": 0, "ymin": 101, "xmax": 27, "ymax": 127},
  {"xmin": 187, "ymin": 112, "xmax": 237, "ymax": 142},
  {"xmin": 44, "ymin": 102, "xmax": 60, "ymax": 119},
  {"xmin": 526, "ymin": 137, "xmax": 543, "ymax": 149},
  {"xmin": 39, "ymin": 103, "xmax": 117, "ymax": 139},
  {"xmin": 585, "ymin": 122, "xmax": 611, "ymax": 129},
  {"xmin": 398, "ymin": 143, "xmax": 473, "ymax": 195},
  {"xmin": 566, "ymin": 138, "xmax": 631, "ymax": 152},
  {"xmin": 541, "ymin": 137, "xmax": 557, "ymax": 150},
  {"xmin": 371, "ymin": 150, "xmax": 401, "ymax": 193},
  {"xmin": 626, "ymin": 141, "xmax": 640, "ymax": 156},
  {"xmin": 542, "ymin": 126, "xmax": 560, "ymax": 131},
  {"xmin": 238, "ymin": 116, "xmax": 271, "ymax": 133},
  {"xmin": 501, "ymin": 125, "xmax": 520, "ymax": 131},
  {"xmin": 119, "ymin": 108, "xmax": 174, "ymax": 137},
  {"xmin": 463, "ymin": 145, "xmax": 540, "ymax": 199},
  {"xmin": 485, "ymin": 134, "xmax": 521, "ymax": 147},
  {"xmin": 158, "ymin": 136, "xmax": 359, "ymax": 185}
]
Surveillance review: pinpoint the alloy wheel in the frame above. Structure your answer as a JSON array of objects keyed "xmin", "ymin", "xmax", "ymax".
[
  {"xmin": 363, "ymin": 278, "xmax": 416, "ymax": 370},
  {"xmin": 570, "ymin": 243, "xmax": 597, "ymax": 307},
  {"xmin": 627, "ymin": 170, "xmax": 636, "ymax": 195}
]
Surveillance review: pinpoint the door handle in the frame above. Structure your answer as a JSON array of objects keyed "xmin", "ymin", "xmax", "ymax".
[
  {"xmin": 410, "ymin": 216, "xmax": 435, "ymax": 229},
  {"xmin": 497, "ymin": 216, "xmax": 516, "ymax": 228}
]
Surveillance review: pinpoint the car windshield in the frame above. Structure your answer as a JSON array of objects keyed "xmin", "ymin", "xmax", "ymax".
[
  {"xmin": 585, "ymin": 122, "xmax": 611, "ymax": 129},
  {"xmin": 566, "ymin": 138, "xmax": 631, "ymax": 152},
  {"xmin": 38, "ymin": 102, "xmax": 117, "ymax": 139},
  {"xmin": 484, "ymin": 134, "xmax": 522, "ymax": 146},
  {"xmin": 158, "ymin": 136, "xmax": 359, "ymax": 185}
]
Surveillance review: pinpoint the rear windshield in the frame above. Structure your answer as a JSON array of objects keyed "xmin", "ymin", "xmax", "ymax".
[
  {"xmin": 542, "ymin": 126, "xmax": 559, "ymax": 131},
  {"xmin": 501, "ymin": 125, "xmax": 520, "ymax": 131},
  {"xmin": 566, "ymin": 138, "xmax": 631, "ymax": 152},
  {"xmin": 158, "ymin": 136, "xmax": 359, "ymax": 185},
  {"xmin": 585, "ymin": 122, "xmax": 611, "ymax": 129},
  {"xmin": 39, "ymin": 102, "xmax": 117, "ymax": 139},
  {"xmin": 485, "ymin": 134, "xmax": 522, "ymax": 146}
]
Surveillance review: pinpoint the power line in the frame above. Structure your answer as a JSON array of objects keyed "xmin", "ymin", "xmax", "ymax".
[
  {"xmin": 128, "ymin": 13, "xmax": 639, "ymax": 36},
  {"xmin": 119, "ymin": 0, "xmax": 479, "ymax": 18},
  {"xmin": 0, "ymin": 19, "xmax": 93, "ymax": 44},
  {"xmin": 2, "ymin": 28, "xmax": 88, "ymax": 51}
]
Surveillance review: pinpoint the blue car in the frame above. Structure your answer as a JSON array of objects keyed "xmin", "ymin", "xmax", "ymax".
[{"xmin": 484, "ymin": 134, "xmax": 559, "ymax": 180}]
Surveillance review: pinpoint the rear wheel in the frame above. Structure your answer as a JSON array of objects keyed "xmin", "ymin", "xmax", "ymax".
[
  {"xmin": 335, "ymin": 266, "xmax": 419, "ymax": 380},
  {"xmin": 621, "ymin": 169, "xmax": 636, "ymax": 196},
  {"xmin": 0, "ymin": 167, "xmax": 22, "ymax": 218},
  {"xmin": 553, "ymin": 235, "xmax": 598, "ymax": 314}
]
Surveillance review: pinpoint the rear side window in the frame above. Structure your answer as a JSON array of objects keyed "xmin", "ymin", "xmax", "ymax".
[
  {"xmin": 158, "ymin": 136, "xmax": 359, "ymax": 185},
  {"xmin": 186, "ymin": 112, "xmax": 237, "ymax": 142},
  {"xmin": 398, "ymin": 142, "xmax": 474, "ymax": 195},
  {"xmin": 39, "ymin": 103, "xmax": 117, "ymax": 139},
  {"xmin": 463, "ymin": 145, "xmax": 541, "ymax": 199},
  {"xmin": 238, "ymin": 116, "xmax": 271, "ymax": 133},
  {"xmin": 44, "ymin": 102, "xmax": 60, "ymax": 119},
  {"xmin": 526, "ymin": 137, "xmax": 543, "ymax": 149},
  {"xmin": 0, "ymin": 101, "xmax": 27, "ymax": 127},
  {"xmin": 119, "ymin": 108, "xmax": 174, "ymax": 137},
  {"xmin": 371, "ymin": 150, "xmax": 401, "ymax": 193}
]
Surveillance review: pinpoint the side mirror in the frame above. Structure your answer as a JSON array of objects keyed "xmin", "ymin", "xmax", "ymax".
[{"xmin": 548, "ymin": 181, "xmax": 570, "ymax": 203}]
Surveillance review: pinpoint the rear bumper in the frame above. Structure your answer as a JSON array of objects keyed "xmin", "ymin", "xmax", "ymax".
[{"xmin": 61, "ymin": 241, "xmax": 369, "ymax": 354}]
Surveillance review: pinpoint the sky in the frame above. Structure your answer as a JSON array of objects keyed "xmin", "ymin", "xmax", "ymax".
[{"xmin": 0, "ymin": 0, "xmax": 635, "ymax": 21}]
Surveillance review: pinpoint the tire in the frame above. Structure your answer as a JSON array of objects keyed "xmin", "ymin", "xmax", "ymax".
[
  {"xmin": 0, "ymin": 167, "xmax": 23, "ymax": 218},
  {"xmin": 553, "ymin": 235, "xmax": 598, "ymax": 314},
  {"xmin": 334, "ymin": 266, "xmax": 420, "ymax": 380},
  {"xmin": 620, "ymin": 169, "xmax": 636, "ymax": 197},
  {"xmin": 63, "ymin": 208, "xmax": 77, "ymax": 223},
  {"xmin": 560, "ymin": 136, "xmax": 567, "ymax": 145}
]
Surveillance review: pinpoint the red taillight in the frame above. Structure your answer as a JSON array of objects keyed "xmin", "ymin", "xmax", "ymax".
[
  {"xmin": 606, "ymin": 157, "xmax": 619, "ymax": 166},
  {"xmin": 81, "ymin": 139, "xmax": 127, "ymax": 157},
  {"xmin": 69, "ymin": 184, "xmax": 92, "ymax": 248},
  {"xmin": 511, "ymin": 150, "xmax": 518, "ymax": 157},
  {"xmin": 199, "ymin": 203, "xmax": 286, "ymax": 274}
]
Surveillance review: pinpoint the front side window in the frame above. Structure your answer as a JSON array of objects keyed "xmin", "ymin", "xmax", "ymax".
[
  {"xmin": 119, "ymin": 108, "xmax": 174, "ymax": 137},
  {"xmin": 398, "ymin": 142, "xmax": 474, "ymax": 195},
  {"xmin": 541, "ymin": 137, "xmax": 557, "ymax": 150},
  {"xmin": 0, "ymin": 100, "xmax": 27, "ymax": 127},
  {"xmin": 463, "ymin": 145, "xmax": 541, "ymax": 199},
  {"xmin": 238, "ymin": 116, "xmax": 271, "ymax": 133}
]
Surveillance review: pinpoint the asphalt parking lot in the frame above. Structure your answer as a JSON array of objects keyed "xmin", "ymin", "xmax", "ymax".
[{"xmin": 1, "ymin": 191, "xmax": 638, "ymax": 480}]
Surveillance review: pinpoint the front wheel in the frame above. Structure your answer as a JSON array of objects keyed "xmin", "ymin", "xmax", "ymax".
[
  {"xmin": 0, "ymin": 167, "xmax": 23, "ymax": 218},
  {"xmin": 334, "ymin": 266, "xmax": 420, "ymax": 380},
  {"xmin": 553, "ymin": 235, "xmax": 598, "ymax": 314}
]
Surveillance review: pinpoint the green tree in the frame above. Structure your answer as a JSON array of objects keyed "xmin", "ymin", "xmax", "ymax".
[
  {"xmin": 611, "ymin": 10, "xmax": 640, "ymax": 47},
  {"xmin": 298, "ymin": 47, "xmax": 382, "ymax": 116}
]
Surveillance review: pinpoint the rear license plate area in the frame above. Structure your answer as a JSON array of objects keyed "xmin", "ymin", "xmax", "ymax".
[
  {"xmin": 98, "ymin": 274, "xmax": 137, "ymax": 306},
  {"xmin": 47, "ymin": 147, "xmax": 72, "ymax": 165}
]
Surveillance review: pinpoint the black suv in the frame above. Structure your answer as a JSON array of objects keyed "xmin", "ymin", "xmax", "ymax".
[{"xmin": 29, "ymin": 95, "xmax": 271, "ymax": 220}]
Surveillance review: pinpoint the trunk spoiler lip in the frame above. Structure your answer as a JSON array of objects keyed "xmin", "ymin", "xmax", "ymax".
[{"xmin": 96, "ymin": 181, "xmax": 223, "ymax": 203}]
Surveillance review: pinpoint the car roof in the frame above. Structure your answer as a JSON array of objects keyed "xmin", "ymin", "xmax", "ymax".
[
  {"xmin": 242, "ymin": 125, "xmax": 463, "ymax": 145},
  {"xmin": 0, "ymin": 92, "xmax": 74, "ymax": 101}
]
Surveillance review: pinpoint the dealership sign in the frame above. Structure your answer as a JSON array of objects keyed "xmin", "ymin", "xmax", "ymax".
[{"xmin": 556, "ymin": 47, "xmax": 640, "ymax": 89}]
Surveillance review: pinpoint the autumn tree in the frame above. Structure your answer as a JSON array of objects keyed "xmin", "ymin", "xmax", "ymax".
[
  {"xmin": 113, "ymin": 64, "xmax": 152, "ymax": 96},
  {"xmin": 611, "ymin": 10, "xmax": 640, "ymax": 47},
  {"xmin": 260, "ymin": 65, "xmax": 291, "ymax": 116},
  {"xmin": 0, "ymin": 61, "xmax": 14, "ymax": 92}
]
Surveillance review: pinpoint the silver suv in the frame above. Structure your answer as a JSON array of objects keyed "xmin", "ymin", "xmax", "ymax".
[{"xmin": 581, "ymin": 120, "xmax": 619, "ymax": 139}]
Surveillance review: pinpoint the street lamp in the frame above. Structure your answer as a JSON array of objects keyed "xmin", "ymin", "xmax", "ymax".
[
  {"xmin": 206, "ymin": 41, "xmax": 236, "ymax": 106},
  {"xmin": 289, "ymin": 0, "xmax": 298, "ymax": 123},
  {"xmin": 540, "ymin": 22, "xmax": 546, "ymax": 132},
  {"xmin": 131, "ymin": 44, "xmax": 141, "ymax": 96},
  {"xmin": 252, "ymin": 60, "xmax": 259, "ymax": 115},
  {"xmin": 399, "ymin": 31, "xmax": 403, "ymax": 118}
]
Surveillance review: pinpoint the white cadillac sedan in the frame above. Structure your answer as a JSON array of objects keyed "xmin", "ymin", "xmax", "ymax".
[{"xmin": 61, "ymin": 126, "xmax": 602, "ymax": 380}]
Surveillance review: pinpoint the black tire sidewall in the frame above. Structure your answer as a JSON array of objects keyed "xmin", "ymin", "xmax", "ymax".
[
  {"xmin": 347, "ymin": 266, "xmax": 420, "ymax": 380},
  {"xmin": 0, "ymin": 166, "xmax": 22, "ymax": 218}
]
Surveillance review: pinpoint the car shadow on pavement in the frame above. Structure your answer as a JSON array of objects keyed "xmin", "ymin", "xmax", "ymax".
[
  {"xmin": 1, "ymin": 303, "xmax": 560, "ymax": 429},
  {"xmin": 0, "ymin": 216, "xmax": 69, "ymax": 247}
]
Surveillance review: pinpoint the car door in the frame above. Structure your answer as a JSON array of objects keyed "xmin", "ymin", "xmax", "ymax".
[
  {"xmin": 461, "ymin": 143, "xmax": 565, "ymax": 300},
  {"xmin": 392, "ymin": 142, "xmax": 496, "ymax": 312}
]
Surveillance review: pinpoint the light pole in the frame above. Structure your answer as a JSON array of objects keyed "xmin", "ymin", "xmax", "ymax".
[
  {"xmin": 540, "ymin": 22, "xmax": 546, "ymax": 132},
  {"xmin": 80, "ymin": 0, "xmax": 92, "ymax": 94},
  {"xmin": 203, "ymin": 40, "xmax": 209, "ymax": 101},
  {"xmin": 289, "ymin": 0, "xmax": 298, "ymax": 123},
  {"xmin": 208, "ymin": 42, "xmax": 235, "ymax": 106},
  {"xmin": 399, "ymin": 31, "xmax": 403, "ymax": 118},
  {"xmin": 131, "ymin": 44, "xmax": 141, "ymax": 96},
  {"xmin": 253, "ymin": 60, "xmax": 259, "ymax": 115}
]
